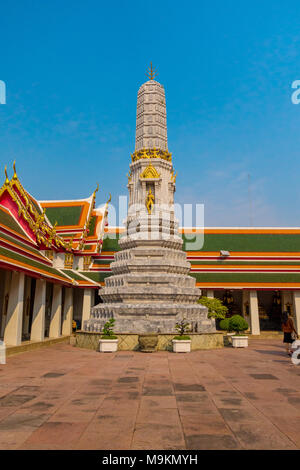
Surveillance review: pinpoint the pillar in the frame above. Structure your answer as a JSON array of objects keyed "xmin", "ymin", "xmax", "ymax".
[
  {"xmin": 30, "ymin": 279, "xmax": 46, "ymax": 342},
  {"xmin": 62, "ymin": 288, "xmax": 73, "ymax": 336},
  {"xmin": 22, "ymin": 277, "xmax": 31, "ymax": 336},
  {"xmin": 49, "ymin": 284, "xmax": 62, "ymax": 338},
  {"xmin": 0, "ymin": 271, "xmax": 11, "ymax": 338},
  {"xmin": 292, "ymin": 291, "xmax": 300, "ymax": 334},
  {"xmin": 4, "ymin": 272, "xmax": 25, "ymax": 346},
  {"xmin": 207, "ymin": 290, "xmax": 214, "ymax": 298},
  {"xmin": 242, "ymin": 289, "xmax": 250, "ymax": 321},
  {"xmin": 249, "ymin": 290, "xmax": 260, "ymax": 335},
  {"xmin": 82, "ymin": 289, "xmax": 93, "ymax": 328}
]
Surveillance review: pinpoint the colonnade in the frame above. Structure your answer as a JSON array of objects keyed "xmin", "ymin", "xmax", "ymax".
[
  {"xmin": 0, "ymin": 270, "xmax": 94, "ymax": 346},
  {"xmin": 203, "ymin": 289, "xmax": 300, "ymax": 335}
]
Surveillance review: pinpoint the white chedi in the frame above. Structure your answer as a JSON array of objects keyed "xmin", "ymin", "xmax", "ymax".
[{"xmin": 85, "ymin": 73, "xmax": 215, "ymax": 334}]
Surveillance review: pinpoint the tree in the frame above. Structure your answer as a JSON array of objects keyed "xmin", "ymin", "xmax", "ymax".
[
  {"xmin": 101, "ymin": 318, "xmax": 117, "ymax": 339},
  {"xmin": 229, "ymin": 315, "xmax": 249, "ymax": 335},
  {"xmin": 197, "ymin": 296, "xmax": 228, "ymax": 319}
]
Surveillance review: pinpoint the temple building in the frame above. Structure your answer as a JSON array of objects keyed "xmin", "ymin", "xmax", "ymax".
[
  {"xmin": 97, "ymin": 226, "xmax": 300, "ymax": 336},
  {"xmin": 0, "ymin": 163, "xmax": 108, "ymax": 346},
  {"xmin": 1, "ymin": 67, "xmax": 300, "ymax": 347}
]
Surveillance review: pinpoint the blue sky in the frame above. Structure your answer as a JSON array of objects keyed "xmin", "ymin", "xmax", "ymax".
[{"xmin": 1, "ymin": 0, "xmax": 300, "ymax": 226}]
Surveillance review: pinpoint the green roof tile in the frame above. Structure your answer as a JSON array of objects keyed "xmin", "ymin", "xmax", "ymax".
[{"xmin": 45, "ymin": 205, "xmax": 83, "ymax": 226}]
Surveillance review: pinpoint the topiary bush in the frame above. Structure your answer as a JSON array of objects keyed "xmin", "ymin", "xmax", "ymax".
[
  {"xmin": 228, "ymin": 315, "xmax": 249, "ymax": 335},
  {"xmin": 101, "ymin": 318, "xmax": 118, "ymax": 339},
  {"xmin": 219, "ymin": 318, "xmax": 230, "ymax": 331},
  {"xmin": 174, "ymin": 318, "xmax": 191, "ymax": 340}
]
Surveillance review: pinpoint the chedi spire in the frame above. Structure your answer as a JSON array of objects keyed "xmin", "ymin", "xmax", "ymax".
[{"xmin": 135, "ymin": 64, "xmax": 168, "ymax": 151}]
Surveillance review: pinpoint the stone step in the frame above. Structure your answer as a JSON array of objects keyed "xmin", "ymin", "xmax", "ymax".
[{"xmin": 104, "ymin": 273, "xmax": 196, "ymax": 288}]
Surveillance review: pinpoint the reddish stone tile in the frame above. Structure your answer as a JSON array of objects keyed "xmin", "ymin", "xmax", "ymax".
[
  {"xmin": 268, "ymin": 416, "xmax": 300, "ymax": 447},
  {"xmin": 139, "ymin": 396, "xmax": 177, "ymax": 410},
  {"xmin": 181, "ymin": 414, "xmax": 232, "ymax": 436},
  {"xmin": 185, "ymin": 433, "xmax": 241, "ymax": 450},
  {"xmin": 136, "ymin": 408, "xmax": 181, "ymax": 425},
  {"xmin": 228, "ymin": 422, "xmax": 297, "ymax": 450},
  {"xmin": 0, "ymin": 430, "xmax": 33, "ymax": 450},
  {"xmin": 1, "ymin": 340, "xmax": 300, "ymax": 450},
  {"xmin": 22, "ymin": 421, "xmax": 88, "ymax": 446},
  {"xmin": 132, "ymin": 422, "xmax": 185, "ymax": 450},
  {"xmin": 178, "ymin": 404, "xmax": 218, "ymax": 416}
]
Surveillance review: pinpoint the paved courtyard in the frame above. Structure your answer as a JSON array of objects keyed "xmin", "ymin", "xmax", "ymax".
[{"xmin": 0, "ymin": 340, "xmax": 300, "ymax": 450}]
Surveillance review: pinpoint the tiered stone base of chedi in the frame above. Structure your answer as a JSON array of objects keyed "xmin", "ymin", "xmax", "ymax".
[{"xmin": 84, "ymin": 214, "xmax": 216, "ymax": 334}]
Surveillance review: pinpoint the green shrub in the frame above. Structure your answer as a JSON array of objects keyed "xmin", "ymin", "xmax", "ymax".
[
  {"xmin": 175, "ymin": 319, "xmax": 191, "ymax": 339},
  {"xmin": 198, "ymin": 297, "xmax": 228, "ymax": 319},
  {"xmin": 229, "ymin": 315, "xmax": 249, "ymax": 335},
  {"xmin": 219, "ymin": 318, "xmax": 230, "ymax": 331},
  {"xmin": 173, "ymin": 335, "xmax": 191, "ymax": 340},
  {"xmin": 101, "ymin": 318, "xmax": 117, "ymax": 339}
]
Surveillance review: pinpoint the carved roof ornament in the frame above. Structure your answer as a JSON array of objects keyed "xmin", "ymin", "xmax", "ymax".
[
  {"xmin": 127, "ymin": 169, "xmax": 132, "ymax": 182},
  {"xmin": 140, "ymin": 163, "xmax": 161, "ymax": 179},
  {"xmin": 4, "ymin": 166, "xmax": 9, "ymax": 185},
  {"xmin": 146, "ymin": 62, "xmax": 158, "ymax": 81},
  {"xmin": 0, "ymin": 162, "xmax": 69, "ymax": 251},
  {"xmin": 13, "ymin": 160, "xmax": 18, "ymax": 180},
  {"xmin": 171, "ymin": 169, "xmax": 177, "ymax": 183},
  {"xmin": 92, "ymin": 182, "xmax": 99, "ymax": 209},
  {"xmin": 131, "ymin": 148, "xmax": 172, "ymax": 163}
]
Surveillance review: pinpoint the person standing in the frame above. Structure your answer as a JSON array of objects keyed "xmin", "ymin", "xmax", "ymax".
[{"xmin": 281, "ymin": 311, "xmax": 298, "ymax": 356}]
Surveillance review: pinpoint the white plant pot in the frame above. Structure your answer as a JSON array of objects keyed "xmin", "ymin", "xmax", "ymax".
[
  {"xmin": 99, "ymin": 339, "xmax": 118, "ymax": 352},
  {"xmin": 232, "ymin": 335, "xmax": 248, "ymax": 348},
  {"xmin": 172, "ymin": 339, "xmax": 191, "ymax": 353}
]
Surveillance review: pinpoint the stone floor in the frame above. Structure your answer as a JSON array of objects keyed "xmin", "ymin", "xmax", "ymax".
[{"xmin": 0, "ymin": 340, "xmax": 299, "ymax": 450}]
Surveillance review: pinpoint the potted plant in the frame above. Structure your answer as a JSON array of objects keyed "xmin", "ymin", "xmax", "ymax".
[
  {"xmin": 219, "ymin": 317, "xmax": 234, "ymax": 345},
  {"xmin": 99, "ymin": 318, "xmax": 118, "ymax": 352},
  {"xmin": 229, "ymin": 315, "xmax": 249, "ymax": 348},
  {"xmin": 172, "ymin": 319, "xmax": 192, "ymax": 353}
]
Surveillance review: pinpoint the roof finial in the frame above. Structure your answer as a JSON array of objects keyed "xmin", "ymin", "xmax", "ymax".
[
  {"xmin": 146, "ymin": 62, "xmax": 158, "ymax": 81},
  {"xmin": 4, "ymin": 165, "xmax": 9, "ymax": 184},
  {"xmin": 13, "ymin": 161, "xmax": 17, "ymax": 180}
]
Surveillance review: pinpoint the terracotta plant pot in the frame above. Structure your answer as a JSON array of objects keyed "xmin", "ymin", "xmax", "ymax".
[{"xmin": 138, "ymin": 334, "xmax": 158, "ymax": 353}]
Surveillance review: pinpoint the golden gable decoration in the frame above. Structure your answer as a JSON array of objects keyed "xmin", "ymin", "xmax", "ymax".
[
  {"xmin": 140, "ymin": 163, "xmax": 161, "ymax": 180},
  {"xmin": 0, "ymin": 162, "xmax": 69, "ymax": 251},
  {"xmin": 83, "ymin": 255, "xmax": 92, "ymax": 270},
  {"xmin": 131, "ymin": 147, "xmax": 172, "ymax": 163},
  {"xmin": 64, "ymin": 253, "xmax": 74, "ymax": 269}
]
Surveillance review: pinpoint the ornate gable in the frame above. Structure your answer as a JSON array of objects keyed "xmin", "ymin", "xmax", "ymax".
[
  {"xmin": 0, "ymin": 162, "xmax": 69, "ymax": 251},
  {"xmin": 139, "ymin": 163, "xmax": 161, "ymax": 180}
]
